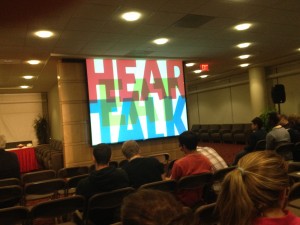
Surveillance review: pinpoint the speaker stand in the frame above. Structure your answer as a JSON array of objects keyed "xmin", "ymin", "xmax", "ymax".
[{"xmin": 277, "ymin": 103, "xmax": 281, "ymax": 114}]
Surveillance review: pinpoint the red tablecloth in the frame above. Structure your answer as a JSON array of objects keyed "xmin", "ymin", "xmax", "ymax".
[{"xmin": 6, "ymin": 147, "xmax": 39, "ymax": 173}]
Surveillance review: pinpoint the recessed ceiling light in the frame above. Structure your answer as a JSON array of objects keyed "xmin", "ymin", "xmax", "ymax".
[
  {"xmin": 200, "ymin": 75, "xmax": 209, "ymax": 78},
  {"xmin": 27, "ymin": 60, "xmax": 41, "ymax": 65},
  {"xmin": 186, "ymin": 63, "xmax": 195, "ymax": 67},
  {"xmin": 20, "ymin": 85, "xmax": 30, "ymax": 89},
  {"xmin": 23, "ymin": 75, "xmax": 34, "ymax": 80},
  {"xmin": 153, "ymin": 38, "xmax": 169, "ymax": 45},
  {"xmin": 34, "ymin": 30, "xmax": 54, "ymax": 38},
  {"xmin": 237, "ymin": 42, "xmax": 251, "ymax": 48},
  {"xmin": 121, "ymin": 11, "xmax": 141, "ymax": 21},
  {"xmin": 238, "ymin": 54, "xmax": 251, "ymax": 59},
  {"xmin": 240, "ymin": 63, "xmax": 250, "ymax": 67},
  {"xmin": 194, "ymin": 70, "xmax": 202, "ymax": 73},
  {"xmin": 234, "ymin": 23, "xmax": 252, "ymax": 31}
]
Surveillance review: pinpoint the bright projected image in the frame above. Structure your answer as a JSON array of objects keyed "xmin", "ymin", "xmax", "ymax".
[{"xmin": 86, "ymin": 58, "xmax": 188, "ymax": 145}]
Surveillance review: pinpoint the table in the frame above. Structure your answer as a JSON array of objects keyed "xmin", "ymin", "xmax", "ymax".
[{"xmin": 6, "ymin": 147, "xmax": 39, "ymax": 173}]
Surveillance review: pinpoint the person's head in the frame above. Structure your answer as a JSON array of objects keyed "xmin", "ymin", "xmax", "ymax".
[
  {"xmin": 0, "ymin": 135, "xmax": 6, "ymax": 149},
  {"xmin": 216, "ymin": 151, "xmax": 289, "ymax": 225},
  {"xmin": 279, "ymin": 114, "xmax": 289, "ymax": 126},
  {"xmin": 251, "ymin": 117, "xmax": 263, "ymax": 130},
  {"xmin": 121, "ymin": 189, "xmax": 197, "ymax": 225},
  {"xmin": 178, "ymin": 131, "xmax": 198, "ymax": 152},
  {"xmin": 92, "ymin": 143, "xmax": 111, "ymax": 166},
  {"xmin": 122, "ymin": 140, "xmax": 140, "ymax": 160},
  {"xmin": 267, "ymin": 112, "xmax": 280, "ymax": 128}
]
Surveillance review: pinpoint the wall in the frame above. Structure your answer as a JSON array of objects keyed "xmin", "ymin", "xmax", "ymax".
[
  {"xmin": 0, "ymin": 93, "xmax": 44, "ymax": 145},
  {"xmin": 48, "ymin": 84, "xmax": 62, "ymax": 140},
  {"xmin": 187, "ymin": 62, "xmax": 300, "ymax": 127}
]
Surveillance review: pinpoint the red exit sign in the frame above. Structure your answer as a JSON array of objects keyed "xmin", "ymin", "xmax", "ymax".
[{"xmin": 200, "ymin": 64, "xmax": 209, "ymax": 71}]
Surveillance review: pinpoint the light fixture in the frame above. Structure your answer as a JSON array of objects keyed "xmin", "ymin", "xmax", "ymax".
[
  {"xmin": 238, "ymin": 54, "xmax": 251, "ymax": 59},
  {"xmin": 186, "ymin": 63, "xmax": 195, "ymax": 67},
  {"xmin": 27, "ymin": 60, "xmax": 41, "ymax": 65},
  {"xmin": 20, "ymin": 85, "xmax": 30, "ymax": 89},
  {"xmin": 121, "ymin": 11, "xmax": 141, "ymax": 21},
  {"xmin": 194, "ymin": 70, "xmax": 202, "ymax": 73},
  {"xmin": 200, "ymin": 75, "xmax": 209, "ymax": 78},
  {"xmin": 234, "ymin": 23, "xmax": 252, "ymax": 31},
  {"xmin": 23, "ymin": 75, "xmax": 34, "ymax": 80},
  {"xmin": 34, "ymin": 30, "xmax": 54, "ymax": 38},
  {"xmin": 240, "ymin": 63, "xmax": 250, "ymax": 67},
  {"xmin": 153, "ymin": 38, "xmax": 169, "ymax": 45},
  {"xmin": 237, "ymin": 42, "xmax": 251, "ymax": 48}
]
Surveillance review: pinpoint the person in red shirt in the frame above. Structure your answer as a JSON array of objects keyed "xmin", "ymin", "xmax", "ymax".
[
  {"xmin": 171, "ymin": 131, "xmax": 212, "ymax": 207},
  {"xmin": 216, "ymin": 151, "xmax": 300, "ymax": 225}
]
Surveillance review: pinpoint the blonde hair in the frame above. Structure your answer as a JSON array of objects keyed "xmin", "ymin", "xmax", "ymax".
[
  {"xmin": 121, "ymin": 140, "xmax": 140, "ymax": 159},
  {"xmin": 0, "ymin": 135, "xmax": 6, "ymax": 149},
  {"xmin": 216, "ymin": 151, "xmax": 289, "ymax": 225}
]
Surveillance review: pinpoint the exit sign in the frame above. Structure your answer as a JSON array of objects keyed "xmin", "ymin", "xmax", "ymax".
[{"xmin": 200, "ymin": 64, "xmax": 209, "ymax": 71}]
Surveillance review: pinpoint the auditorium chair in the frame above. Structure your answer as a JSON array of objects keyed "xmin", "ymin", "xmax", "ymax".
[
  {"xmin": 30, "ymin": 195, "xmax": 85, "ymax": 225},
  {"xmin": 288, "ymin": 182, "xmax": 300, "ymax": 209},
  {"xmin": 275, "ymin": 143, "xmax": 295, "ymax": 161},
  {"xmin": 206, "ymin": 125, "xmax": 220, "ymax": 143},
  {"xmin": 212, "ymin": 166, "xmax": 236, "ymax": 195},
  {"xmin": 222, "ymin": 124, "xmax": 244, "ymax": 143},
  {"xmin": 139, "ymin": 179, "xmax": 177, "ymax": 194},
  {"xmin": 23, "ymin": 178, "xmax": 66, "ymax": 206},
  {"xmin": 76, "ymin": 187, "xmax": 135, "ymax": 225},
  {"xmin": 254, "ymin": 140, "xmax": 266, "ymax": 151},
  {"xmin": 0, "ymin": 177, "xmax": 21, "ymax": 187},
  {"xmin": 65, "ymin": 174, "xmax": 89, "ymax": 196},
  {"xmin": 177, "ymin": 172, "xmax": 213, "ymax": 207},
  {"xmin": 58, "ymin": 166, "xmax": 89, "ymax": 179},
  {"xmin": 198, "ymin": 125, "xmax": 210, "ymax": 142},
  {"xmin": 210, "ymin": 124, "xmax": 232, "ymax": 143},
  {"xmin": 0, "ymin": 185, "xmax": 23, "ymax": 208},
  {"xmin": 21, "ymin": 169, "xmax": 57, "ymax": 186},
  {"xmin": 194, "ymin": 202, "xmax": 219, "ymax": 225},
  {"xmin": 233, "ymin": 123, "xmax": 252, "ymax": 144},
  {"xmin": 0, "ymin": 206, "xmax": 29, "ymax": 225},
  {"xmin": 191, "ymin": 124, "xmax": 201, "ymax": 136}
]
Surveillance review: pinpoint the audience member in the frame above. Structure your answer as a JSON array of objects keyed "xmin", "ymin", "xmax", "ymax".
[
  {"xmin": 232, "ymin": 117, "xmax": 266, "ymax": 165},
  {"xmin": 171, "ymin": 131, "xmax": 212, "ymax": 207},
  {"xmin": 76, "ymin": 143, "xmax": 129, "ymax": 199},
  {"xmin": 121, "ymin": 189, "xmax": 198, "ymax": 225},
  {"xmin": 216, "ymin": 151, "xmax": 300, "ymax": 225},
  {"xmin": 121, "ymin": 140, "xmax": 164, "ymax": 188},
  {"xmin": 279, "ymin": 114, "xmax": 300, "ymax": 143},
  {"xmin": 197, "ymin": 146, "xmax": 228, "ymax": 170},
  {"xmin": 266, "ymin": 112, "xmax": 290, "ymax": 150},
  {"xmin": 0, "ymin": 135, "xmax": 20, "ymax": 179}
]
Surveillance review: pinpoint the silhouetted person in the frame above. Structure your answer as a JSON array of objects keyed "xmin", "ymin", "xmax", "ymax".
[{"xmin": 0, "ymin": 135, "xmax": 20, "ymax": 179}]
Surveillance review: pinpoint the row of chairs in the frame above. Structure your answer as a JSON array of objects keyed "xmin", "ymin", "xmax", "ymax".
[{"xmin": 191, "ymin": 123, "xmax": 252, "ymax": 144}]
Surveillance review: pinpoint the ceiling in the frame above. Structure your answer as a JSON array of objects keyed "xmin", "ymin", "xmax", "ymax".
[{"xmin": 1, "ymin": 0, "xmax": 300, "ymax": 94}]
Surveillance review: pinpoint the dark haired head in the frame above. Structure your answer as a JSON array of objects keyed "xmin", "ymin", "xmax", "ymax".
[
  {"xmin": 251, "ymin": 117, "xmax": 263, "ymax": 129},
  {"xmin": 267, "ymin": 112, "xmax": 280, "ymax": 128},
  {"xmin": 178, "ymin": 131, "xmax": 198, "ymax": 151},
  {"xmin": 93, "ymin": 143, "xmax": 111, "ymax": 165}
]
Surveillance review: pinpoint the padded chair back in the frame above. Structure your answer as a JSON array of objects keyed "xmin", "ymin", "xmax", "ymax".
[
  {"xmin": 147, "ymin": 153, "xmax": 170, "ymax": 164},
  {"xmin": 0, "ymin": 185, "xmax": 23, "ymax": 208},
  {"xmin": 177, "ymin": 172, "xmax": 213, "ymax": 190},
  {"xmin": 30, "ymin": 195, "xmax": 85, "ymax": 224},
  {"xmin": 58, "ymin": 166, "xmax": 89, "ymax": 179},
  {"xmin": 254, "ymin": 140, "xmax": 266, "ymax": 151},
  {"xmin": 66, "ymin": 174, "xmax": 89, "ymax": 195},
  {"xmin": 213, "ymin": 167, "xmax": 236, "ymax": 183},
  {"xmin": 23, "ymin": 178, "xmax": 66, "ymax": 205},
  {"xmin": 0, "ymin": 206, "xmax": 29, "ymax": 225},
  {"xmin": 139, "ymin": 180, "xmax": 177, "ymax": 193},
  {"xmin": 0, "ymin": 178, "xmax": 21, "ymax": 187},
  {"xmin": 275, "ymin": 143, "xmax": 295, "ymax": 160},
  {"xmin": 85, "ymin": 187, "xmax": 135, "ymax": 225},
  {"xmin": 195, "ymin": 202, "xmax": 219, "ymax": 225},
  {"xmin": 288, "ymin": 162, "xmax": 300, "ymax": 173},
  {"xmin": 21, "ymin": 169, "xmax": 56, "ymax": 185}
]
